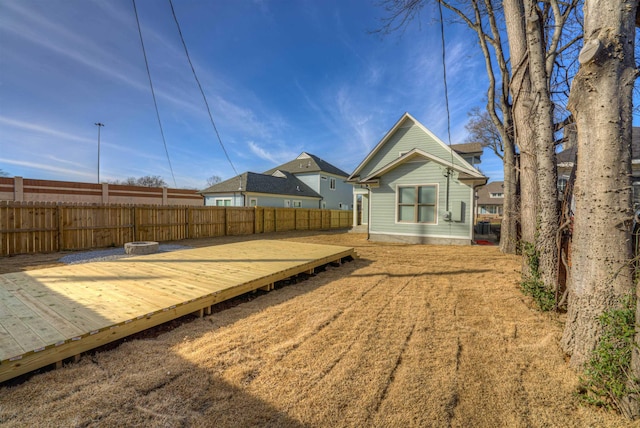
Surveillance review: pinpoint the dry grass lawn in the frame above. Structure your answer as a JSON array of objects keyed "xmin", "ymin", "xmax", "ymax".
[{"xmin": 0, "ymin": 231, "xmax": 635, "ymax": 427}]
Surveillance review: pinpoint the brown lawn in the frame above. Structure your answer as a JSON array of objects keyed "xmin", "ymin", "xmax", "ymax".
[{"xmin": 0, "ymin": 231, "xmax": 634, "ymax": 427}]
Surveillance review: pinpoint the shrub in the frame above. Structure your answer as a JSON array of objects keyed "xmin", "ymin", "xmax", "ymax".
[
  {"xmin": 520, "ymin": 242, "xmax": 555, "ymax": 311},
  {"xmin": 578, "ymin": 296, "xmax": 639, "ymax": 414}
]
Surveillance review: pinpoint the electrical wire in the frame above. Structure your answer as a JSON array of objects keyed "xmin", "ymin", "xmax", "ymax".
[
  {"xmin": 132, "ymin": 0, "xmax": 177, "ymax": 188},
  {"xmin": 437, "ymin": 0, "xmax": 454, "ymax": 216},
  {"xmin": 168, "ymin": 0, "xmax": 240, "ymax": 178},
  {"xmin": 437, "ymin": 0, "xmax": 453, "ymax": 153}
]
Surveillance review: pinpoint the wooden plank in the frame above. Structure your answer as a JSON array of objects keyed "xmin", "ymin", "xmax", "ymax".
[{"xmin": 0, "ymin": 240, "xmax": 357, "ymax": 382}]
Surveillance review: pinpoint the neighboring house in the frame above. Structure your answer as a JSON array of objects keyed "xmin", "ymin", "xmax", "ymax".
[
  {"xmin": 557, "ymin": 126, "xmax": 640, "ymax": 205},
  {"xmin": 200, "ymin": 152, "xmax": 351, "ymax": 209},
  {"xmin": 450, "ymin": 142, "xmax": 483, "ymax": 169},
  {"xmin": 200, "ymin": 170, "xmax": 321, "ymax": 208},
  {"xmin": 347, "ymin": 112, "xmax": 488, "ymax": 245},
  {"xmin": 476, "ymin": 181, "xmax": 504, "ymax": 223},
  {"xmin": 264, "ymin": 152, "xmax": 352, "ymax": 210}
]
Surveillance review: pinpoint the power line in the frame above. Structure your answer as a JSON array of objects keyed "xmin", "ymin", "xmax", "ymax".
[
  {"xmin": 168, "ymin": 0, "xmax": 239, "ymax": 178},
  {"xmin": 436, "ymin": 0, "xmax": 453, "ymax": 152},
  {"xmin": 437, "ymin": 0, "xmax": 455, "ymax": 217},
  {"xmin": 132, "ymin": 0, "xmax": 177, "ymax": 188}
]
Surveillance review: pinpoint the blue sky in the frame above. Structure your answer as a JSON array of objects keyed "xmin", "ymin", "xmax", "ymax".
[{"xmin": 0, "ymin": 0, "xmax": 503, "ymax": 189}]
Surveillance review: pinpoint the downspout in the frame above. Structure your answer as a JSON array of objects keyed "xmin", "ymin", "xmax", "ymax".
[
  {"xmin": 367, "ymin": 185, "xmax": 372, "ymax": 241},
  {"xmin": 444, "ymin": 167, "xmax": 453, "ymax": 221},
  {"xmin": 472, "ymin": 181, "xmax": 485, "ymax": 241}
]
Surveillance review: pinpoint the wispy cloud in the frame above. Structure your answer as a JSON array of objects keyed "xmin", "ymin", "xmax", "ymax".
[
  {"xmin": 0, "ymin": 116, "xmax": 93, "ymax": 144},
  {"xmin": 0, "ymin": 158, "xmax": 94, "ymax": 180},
  {"xmin": 247, "ymin": 141, "xmax": 298, "ymax": 166}
]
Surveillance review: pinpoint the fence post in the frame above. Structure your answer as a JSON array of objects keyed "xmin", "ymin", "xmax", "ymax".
[
  {"xmin": 57, "ymin": 204, "xmax": 64, "ymax": 251},
  {"xmin": 186, "ymin": 206, "xmax": 191, "ymax": 239},
  {"xmin": 133, "ymin": 206, "xmax": 139, "ymax": 241},
  {"xmin": 253, "ymin": 207, "xmax": 256, "ymax": 234},
  {"xmin": 224, "ymin": 207, "xmax": 228, "ymax": 236}
]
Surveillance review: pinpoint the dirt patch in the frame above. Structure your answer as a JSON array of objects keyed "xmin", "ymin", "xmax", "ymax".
[{"xmin": 0, "ymin": 231, "xmax": 633, "ymax": 427}]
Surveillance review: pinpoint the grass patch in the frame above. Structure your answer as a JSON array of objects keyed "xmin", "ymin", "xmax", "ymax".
[{"xmin": 578, "ymin": 295, "xmax": 639, "ymax": 413}]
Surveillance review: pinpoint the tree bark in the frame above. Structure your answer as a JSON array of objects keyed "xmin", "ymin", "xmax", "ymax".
[
  {"xmin": 504, "ymin": 0, "xmax": 537, "ymax": 275},
  {"xmin": 561, "ymin": 0, "xmax": 637, "ymax": 391},
  {"xmin": 500, "ymin": 139, "xmax": 519, "ymax": 254},
  {"xmin": 524, "ymin": 1, "xmax": 559, "ymax": 292}
]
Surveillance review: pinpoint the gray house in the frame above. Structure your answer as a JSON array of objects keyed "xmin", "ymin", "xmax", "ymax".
[
  {"xmin": 201, "ymin": 152, "xmax": 351, "ymax": 209},
  {"xmin": 347, "ymin": 112, "xmax": 487, "ymax": 245},
  {"xmin": 264, "ymin": 152, "xmax": 352, "ymax": 210}
]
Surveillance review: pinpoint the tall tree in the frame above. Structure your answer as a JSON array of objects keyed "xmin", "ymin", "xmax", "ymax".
[
  {"xmin": 377, "ymin": 0, "xmax": 520, "ymax": 253},
  {"xmin": 561, "ymin": 0, "xmax": 638, "ymax": 415}
]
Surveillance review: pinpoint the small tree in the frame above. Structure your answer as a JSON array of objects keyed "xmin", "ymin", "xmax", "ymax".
[
  {"xmin": 206, "ymin": 175, "xmax": 222, "ymax": 187},
  {"xmin": 0, "ymin": 169, "xmax": 9, "ymax": 177},
  {"xmin": 135, "ymin": 175, "xmax": 167, "ymax": 187},
  {"xmin": 106, "ymin": 175, "xmax": 167, "ymax": 187}
]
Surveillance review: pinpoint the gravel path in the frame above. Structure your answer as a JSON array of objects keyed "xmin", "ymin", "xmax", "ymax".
[{"xmin": 58, "ymin": 244, "xmax": 192, "ymax": 265}]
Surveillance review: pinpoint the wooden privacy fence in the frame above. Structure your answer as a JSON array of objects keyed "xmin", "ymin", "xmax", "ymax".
[{"xmin": 0, "ymin": 202, "xmax": 353, "ymax": 256}]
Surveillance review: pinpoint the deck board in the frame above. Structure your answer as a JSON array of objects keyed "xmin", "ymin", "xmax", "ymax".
[{"xmin": 0, "ymin": 240, "xmax": 356, "ymax": 382}]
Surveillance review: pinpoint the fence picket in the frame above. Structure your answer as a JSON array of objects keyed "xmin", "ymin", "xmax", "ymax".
[{"xmin": 0, "ymin": 202, "xmax": 352, "ymax": 256}]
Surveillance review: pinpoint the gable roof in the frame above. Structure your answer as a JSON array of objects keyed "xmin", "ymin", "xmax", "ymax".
[
  {"xmin": 450, "ymin": 142, "xmax": 483, "ymax": 156},
  {"xmin": 358, "ymin": 148, "xmax": 486, "ymax": 184},
  {"xmin": 476, "ymin": 181, "xmax": 504, "ymax": 205},
  {"xmin": 200, "ymin": 171, "xmax": 321, "ymax": 198},
  {"xmin": 263, "ymin": 152, "xmax": 349, "ymax": 177},
  {"xmin": 348, "ymin": 112, "xmax": 485, "ymax": 182}
]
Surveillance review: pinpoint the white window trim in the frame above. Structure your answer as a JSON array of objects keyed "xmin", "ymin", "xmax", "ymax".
[
  {"xmin": 249, "ymin": 197, "xmax": 257, "ymax": 207},
  {"xmin": 215, "ymin": 198, "xmax": 232, "ymax": 207},
  {"xmin": 284, "ymin": 200, "xmax": 291, "ymax": 208},
  {"xmin": 395, "ymin": 183, "xmax": 439, "ymax": 225},
  {"xmin": 330, "ymin": 177, "xmax": 336, "ymax": 190},
  {"xmin": 293, "ymin": 200, "xmax": 302, "ymax": 208}
]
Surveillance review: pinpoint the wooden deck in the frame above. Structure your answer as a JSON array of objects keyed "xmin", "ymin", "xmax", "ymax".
[{"xmin": 0, "ymin": 240, "xmax": 356, "ymax": 382}]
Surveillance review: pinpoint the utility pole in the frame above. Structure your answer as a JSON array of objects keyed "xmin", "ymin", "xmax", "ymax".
[{"xmin": 94, "ymin": 122, "xmax": 104, "ymax": 183}]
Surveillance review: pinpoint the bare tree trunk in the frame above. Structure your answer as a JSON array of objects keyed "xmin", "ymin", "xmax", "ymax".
[
  {"xmin": 504, "ymin": 0, "xmax": 537, "ymax": 276},
  {"xmin": 524, "ymin": 1, "xmax": 559, "ymax": 291},
  {"xmin": 500, "ymin": 140, "xmax": 519, "ymax": 254},
  {"xmin": 561, "ymin": 0, "xmax": 636, "ymax": 384}
]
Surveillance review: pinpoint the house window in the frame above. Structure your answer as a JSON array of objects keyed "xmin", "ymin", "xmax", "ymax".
[
  {"xmin": 249, "ymin": 198, "xmax": 257, "ymax": 207},
  {"xmin": 215, "ymin": 198, "xmax": 231, "ymax": 206},
  {"xmin": 633, "ymin": 181, "xmax": 640, "ymax": 207},
  {"xmin": 558, "ymin": 176, "xmax": 569, "ymax": 195},
  {"xmin": 330, "ymin": 177, "xmax": 336, "ymax": 190},
  {"xmin": 489, "ymin": 192, "xmax": 503, "ymax": 198},
  {"xmin": 321, "ymin": 176, "xmax": 327, "ymax": 180},
  {"xmin": 480, "ymin": 205, "xmax": 502, "ymax": 215},
  {"xmin": 284, "ymin": 200, "xmax": 291, "ymax": 208},
  {"xmin": 293, "ymin": 200, "xmax": 302, "ymax": 208},
  {"xmin": 397, "ymin": 185, "xmax": 437, "ymax": 223}
]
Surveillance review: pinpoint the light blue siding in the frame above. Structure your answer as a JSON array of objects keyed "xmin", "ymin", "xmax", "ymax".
[
  {"xmin": 360, "ymin": 122, "xmax": 472, "ymax": 179},
  {"xmin": 369, "ymin": 160, "xmax": 472, "ymax": 238},
  {"xmin": 204, "ymin": 193, "xmax": 244, "ymax": 206},
  {"xmin": 296, "ymin": 172, "xmax": 352, "ymax": 210},
  {"xmin": 252, "ymin": 194, "xmax": 319, "ymax": 208}
]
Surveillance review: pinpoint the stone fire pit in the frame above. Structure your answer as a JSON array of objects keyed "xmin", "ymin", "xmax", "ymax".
[{"xmin": 124, "ymin": 241, "xmax": 159, "ymax": 255}]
